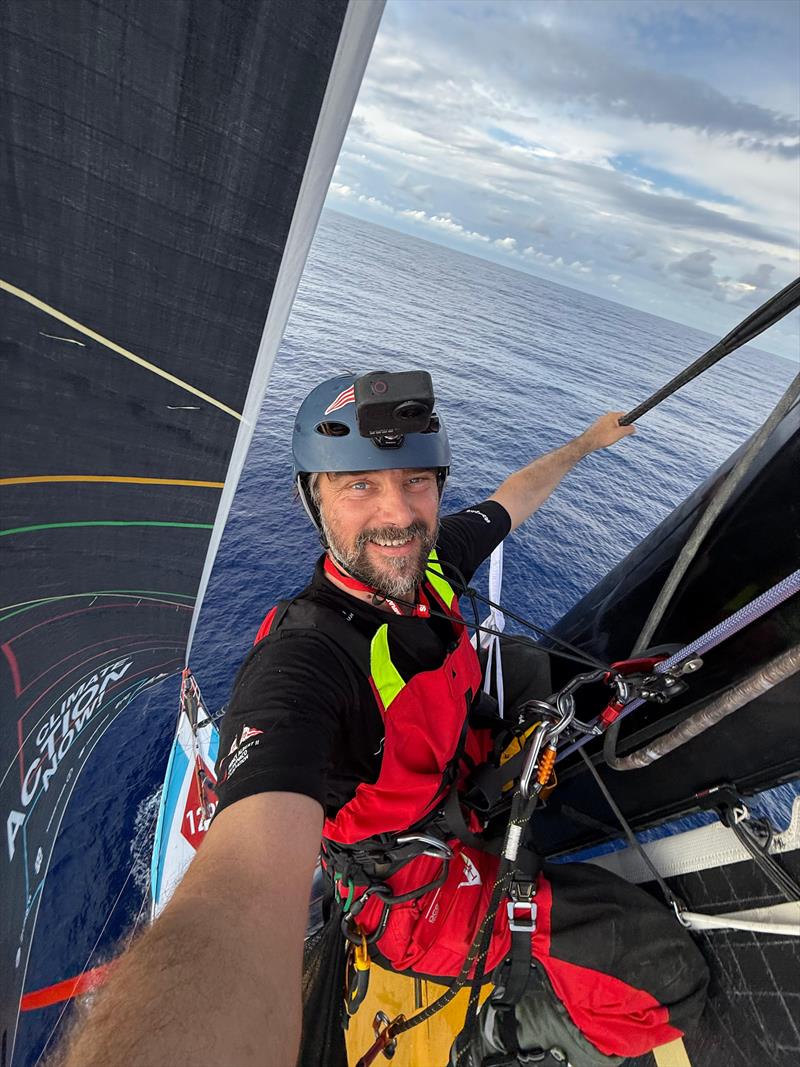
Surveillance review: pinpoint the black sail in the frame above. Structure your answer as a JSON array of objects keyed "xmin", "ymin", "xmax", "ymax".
[{"xmin": 0, "ymin": 1, "xmax": 382, "ymax": 1060}]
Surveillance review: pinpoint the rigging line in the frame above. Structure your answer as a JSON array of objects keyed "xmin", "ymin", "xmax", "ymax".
[
  {"xmin": 633, "ymin": 370, "xmax": 800, "ymax": 657},
  {"xmin": 619, "ymin": 275, "xmax": 800, "ymax": 425},
  {"xmin": 0, "ymin": 278, "xmax": 243, "ymax": 421},
  {"xmin": 124, "ymin": 881, "xmax": 153, "ymax": 950},
  {"xmin": 605, "ymin": 371, "xmax": 800, "ymax": 772},
  {"xmin": 729, "ymin": 819, "xmax": 800, "ymax": 903},
  {"xmin": 559, "ymin": 568, "xmax": 800, "ymax": 763},
  {"xmin": 600, "ymin": 644, "xmax": 800, "ymax": 772},
  {"xmin": 1, "ymin": 520, "xmax": 214, "ymax": 537},
  {"xmin": 430, "ymin": 557, "xmax": 611, "ymax": 672},
  {"xmin": 577, "ymin": 747, "xmax": 685, "ymax": 914},
  {"xmin": 384, "ymin": 581, "xmax": 607, "ymax": 672},
  {"xmin": 1, "ymin": 475, "xmax": 225, "ymax": 488}
]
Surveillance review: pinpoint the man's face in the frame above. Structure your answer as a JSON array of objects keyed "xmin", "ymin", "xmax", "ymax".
[{"xmin": 316, "ymin": 468, "xmax": 441, "ymax": 598}]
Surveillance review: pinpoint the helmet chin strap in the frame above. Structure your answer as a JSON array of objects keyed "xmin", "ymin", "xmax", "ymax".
[{"xmin": 296, "ymin": 475, "xmax": 328, "ymax": 547}]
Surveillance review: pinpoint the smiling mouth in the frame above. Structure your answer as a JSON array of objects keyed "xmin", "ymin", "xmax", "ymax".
[{"xmin": 369, "ymin": 534, "xmax": 414, "ymax": 548}]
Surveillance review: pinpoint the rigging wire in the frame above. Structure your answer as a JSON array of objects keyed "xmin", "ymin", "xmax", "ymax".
[
  {"xmin": 619, "ymin": 276, "xmax": 800, "ymax": 425},
  {"xmin": 386, "ymin": 556, "xmax": 612, "ymax": 673},
  {"xmin": 577, "ymin": 747, "xmax": 686, "ymax": 915}
]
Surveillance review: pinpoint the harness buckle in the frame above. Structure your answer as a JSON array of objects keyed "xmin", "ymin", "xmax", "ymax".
[{"xmin": 506, "ymin": 899, "xmax": 538, "ymax": 933}]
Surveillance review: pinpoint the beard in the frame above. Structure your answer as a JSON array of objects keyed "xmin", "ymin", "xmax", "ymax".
[{"xmin": 320, "ymin": 514, "xmax": 439, "ymax": 599}]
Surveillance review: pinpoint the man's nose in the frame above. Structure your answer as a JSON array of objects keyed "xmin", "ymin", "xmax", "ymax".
[{"xmin": 376, "ymin": 483, "xmax": 415, "ymax": 528}]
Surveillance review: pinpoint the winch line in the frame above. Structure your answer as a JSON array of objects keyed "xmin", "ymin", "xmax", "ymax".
[
  {"xmin": 619, "ymin": 275, "xmax": 800, "ymax": 425},
  {"xmin": 557, "ymin": 568, "xmax": 800, "ymax": 763}
]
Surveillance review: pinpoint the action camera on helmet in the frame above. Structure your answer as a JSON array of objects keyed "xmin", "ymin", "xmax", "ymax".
[{"xmin": 354, "ymin": 371, "xmax": 436, "ymax": 442}]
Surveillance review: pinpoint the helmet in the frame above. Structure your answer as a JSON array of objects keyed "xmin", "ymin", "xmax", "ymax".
[{"xmin": 292, "ymin": 371, "xmax": 451, "ymax": 532}]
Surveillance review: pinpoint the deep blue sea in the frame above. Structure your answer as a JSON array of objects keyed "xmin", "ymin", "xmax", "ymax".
[{"xmin": 16, "ymin": 210, "xmax": 795, "ymax": 1064}]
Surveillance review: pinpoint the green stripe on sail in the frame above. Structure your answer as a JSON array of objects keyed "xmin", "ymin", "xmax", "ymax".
[
  {"xmin": 0, "ymin": 520, "xmax": 214, "ymax": 537},
  {"xmin": 0, "ymin": 590, "xmax": 196, "ymax": 623}
]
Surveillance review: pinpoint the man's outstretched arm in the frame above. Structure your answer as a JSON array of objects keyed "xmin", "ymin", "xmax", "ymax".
[
  {"xmin": 489, "ymin": 411, "xmax": 634, "ymax": 531},
  {"xmin": 60, "ymin": 791, "xmax": 322, "ymax": 1067}
]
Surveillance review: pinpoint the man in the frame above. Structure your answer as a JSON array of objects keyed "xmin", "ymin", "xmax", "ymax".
[{"xmin": 62, "ymin": 371, "xmax": 706, "ymax": 1067}]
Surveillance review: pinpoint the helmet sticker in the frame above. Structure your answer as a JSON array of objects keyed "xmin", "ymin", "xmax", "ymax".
[{"xmin": 324, "ymin": 384, "xmax": 355, "ymax": 415}]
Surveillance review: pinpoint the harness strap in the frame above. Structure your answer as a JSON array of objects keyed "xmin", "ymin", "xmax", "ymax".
[{"xmin": 442, "ymin": 786, "xmax": 501, "ymax": 854}]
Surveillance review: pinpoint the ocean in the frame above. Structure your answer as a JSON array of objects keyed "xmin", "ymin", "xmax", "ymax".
[{"xmin": 15, "ymin": 209, "xmax": 794, "ymax": 1064}]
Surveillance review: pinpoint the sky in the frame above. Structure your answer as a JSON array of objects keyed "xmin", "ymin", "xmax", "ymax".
[{"xmin": 326, "ymin": 0, "xmax": 800, "ymax": 361}]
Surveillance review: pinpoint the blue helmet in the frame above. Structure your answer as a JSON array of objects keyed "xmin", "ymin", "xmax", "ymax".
[{"xmin": 292, "ymin": 371, "xmax": 451, "ymax": 531}]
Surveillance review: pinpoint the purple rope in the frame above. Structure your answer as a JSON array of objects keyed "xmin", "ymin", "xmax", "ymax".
[{"xmin": 557, "ymin": 568, "xmax": 800, "ymax": 762}]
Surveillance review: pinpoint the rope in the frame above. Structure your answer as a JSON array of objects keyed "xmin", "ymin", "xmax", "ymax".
[
  {"xmin": 558, "ymin": 568, "xmax": 800, "ymax": 764},
  {"xmin": 619, "ymin": 276, "xmax": 800, "ymax": 425},
  {"xmin": 680, "ymin": 905, "xmax": 800, "ymax": 936},
  {"xmin": 728, "ymin": 818, "xmax": 800, "ymax": 902},
  {"xmin": 631, "ymin": 371, "xmax": 800, "ymax": 656},
  {"xmin": 603, "ymin": 643, "xmax": 800, "ymax": 771},
  {"xmin": 577, "ymin": 748, "xmax": 685, "ymax": 914},
  {"xmin": 32, "ymin": 841, "xmax": 154, "ymax": 1066}
]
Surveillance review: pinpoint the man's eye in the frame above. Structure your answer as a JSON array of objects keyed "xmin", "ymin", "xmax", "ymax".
[{"xmin": 350, "ymin": 481, "xmax": 369, "ymax": 490}]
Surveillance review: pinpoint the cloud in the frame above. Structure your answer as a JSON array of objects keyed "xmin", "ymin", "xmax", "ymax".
[
  {"xmin": 400, "ymin": 208, "xmax": 492, "ymax": 244},
  {"xmin": 329, "ymin": 1, "xmax": 799, "ymax": 358},
  {"xmin": 523, "ymin": 215, "xmax": 552, "ymax": 236},
  {"xmin": 666, "ymin": 248, "xmax": 782, "ymax": 305},
  {"xmin": 739, "ymin": 263, "xmax": 776, "ymax": 290},
  {"xmin": 415, "ymin": 3, "xmax": 799, "ymax": 154},
  {"xmin": 394, "ymin": 171, "xmax": 433, "ymax": 203},
  {"xmin": 669, "ymin": 249, "xmax": 718, "ymax": 289}
]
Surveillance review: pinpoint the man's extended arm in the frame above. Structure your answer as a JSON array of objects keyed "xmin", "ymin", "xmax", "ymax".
[
  {"xmin": 60, "ymin": 791, "xmax": 322, "ymax": 1067},
  {"xmin": 489, "ymin": 412, "xmax": 634, "ymax": 531}
]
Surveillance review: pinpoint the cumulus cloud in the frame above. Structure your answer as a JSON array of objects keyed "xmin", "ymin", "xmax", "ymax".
[
  {"xmin": 669, "ymin": 249, "xmax": 718, "ymax": 288},
  {"xmin": 666, "ymin": 249, "xmax": 783, "ymax": 305},
  {"xmin": 739, "ymin": 263, "xmax": 777, "ymax": 290},
  {"xmin": 400, "ymin": 208, "xmax": 492, "ymax": 244}
]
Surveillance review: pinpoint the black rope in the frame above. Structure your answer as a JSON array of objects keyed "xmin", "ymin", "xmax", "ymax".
[
  {"xmin": 429, "ymin": 557, "xmax": 611, "ymax": 673},
  {"xmin": 384, "ymin": 574, "xmax": 609, "ymax": 673},
  {"xmin": 620, "ymin": 276, "xmax": 800, "ymax": 425},
  {"xmin": 577, "ymin": 747, "xmax": 686, "ymax": 914},
  {"xmin": 728, "ymin": 818, "xmax": 800, "ymax": 903},
  {"xmin": 384, "ymin": 791, "xmax": 537, "ymax": 1050}
]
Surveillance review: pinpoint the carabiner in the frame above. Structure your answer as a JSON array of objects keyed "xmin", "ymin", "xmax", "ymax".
[{"xmin": 344, "ymin": 928, "xmax": 371, "ymax": 1019}]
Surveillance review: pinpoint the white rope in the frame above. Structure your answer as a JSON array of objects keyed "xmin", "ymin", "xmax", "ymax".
[{"xmin": 680, "ymin": 902, "xmax": 800, "ymax": 936}]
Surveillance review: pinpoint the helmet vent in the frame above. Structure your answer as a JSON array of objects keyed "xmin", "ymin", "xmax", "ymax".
[{"xmin": 315, "ymin": 421, "xmax": 350, "ymax": 437}]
